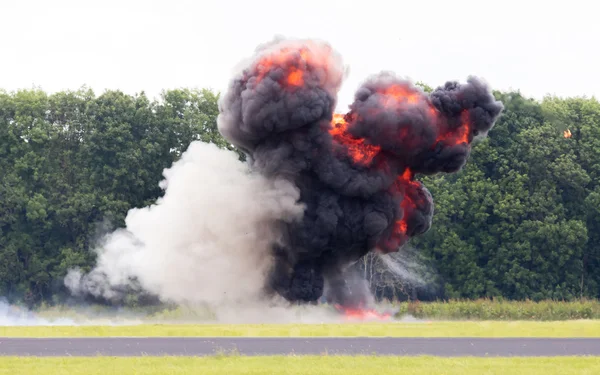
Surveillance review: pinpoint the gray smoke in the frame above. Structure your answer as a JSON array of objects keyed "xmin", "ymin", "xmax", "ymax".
[{"xmin": 217, "ymin": 37, "xmax": 503, "ymax": 307}]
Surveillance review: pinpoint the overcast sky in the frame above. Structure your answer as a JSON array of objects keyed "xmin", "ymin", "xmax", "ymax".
[{"xmin": 2, "ymin": 0, "xmax": 598, "ymax": 111}]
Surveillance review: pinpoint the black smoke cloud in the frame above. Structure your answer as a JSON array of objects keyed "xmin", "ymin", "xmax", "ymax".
[{"xmin": 217, "ymin": 37, "xmax": 503, "ymax": 307}]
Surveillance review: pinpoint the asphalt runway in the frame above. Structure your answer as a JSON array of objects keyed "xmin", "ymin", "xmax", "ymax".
[{"xmin": 1, "ymin": 337, "xmax": 599, "ymax": 357}]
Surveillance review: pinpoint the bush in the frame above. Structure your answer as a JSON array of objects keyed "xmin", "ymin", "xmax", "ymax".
[{"xmin": 395, "ymin": 298, "xmax": 600, "ymax": 320}]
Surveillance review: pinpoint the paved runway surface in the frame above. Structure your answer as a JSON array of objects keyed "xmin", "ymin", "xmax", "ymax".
[{"xmin": 1, "ymin": 337, "xmax": 599, "ymax": 357}]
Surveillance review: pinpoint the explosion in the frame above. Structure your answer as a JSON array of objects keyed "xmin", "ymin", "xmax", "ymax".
[
  {"xmin": 218, "ymin": 37, "xmax": 504, "ymax": 309},
  {"xmin": 64, "ymin": 37, "xmax": 502, "ymax": 320}
]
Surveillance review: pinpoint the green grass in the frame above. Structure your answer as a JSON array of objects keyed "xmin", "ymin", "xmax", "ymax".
[
  {"xmin": 27, "ymin": 299, "xmax": 600, "ymax": 323},
  {"xmin": 0, "ymin": 356, "xmax": 599, "ymax": 375},
  {"xmin": 2, "ymin": 320, "xmax": 599, "ymax": 337},
  {"xmin": 395, "ymin": 299, "xmax": 600, "ymax": 320}
]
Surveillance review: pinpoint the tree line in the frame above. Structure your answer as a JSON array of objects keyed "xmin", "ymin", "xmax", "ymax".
[{"xmin": 0, "ymin": 86, "xmax": 598, "ymax": 306}]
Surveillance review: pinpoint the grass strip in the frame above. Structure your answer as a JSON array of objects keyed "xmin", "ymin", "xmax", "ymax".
[
  {"xmin": 1, "ymin": 320, "xmax": 599, "ymax": 338},
  {"xmin": 1, "ymin": 355, "xmax": 599, "ymax": 375},
  {"xmin": 397, "ymin": 299, "xmax": 600, "ymax": 320}
]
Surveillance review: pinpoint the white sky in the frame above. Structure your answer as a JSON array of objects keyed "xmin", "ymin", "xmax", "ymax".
[{"xmin": 1, "ymin": 0, "xmax": 599, "ymax": 111}]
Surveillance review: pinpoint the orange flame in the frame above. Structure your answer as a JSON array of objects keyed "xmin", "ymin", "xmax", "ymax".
[
  {"xmin": 383, "ymin": 85, "xmax": 419, "ymax": 103},
  {"xmin": 564, "ymin": 129, "xmax": 572, "ymax": 138},
  {"xmin": 400, "ymin": 168, "xmax": 420, "ymax": 188},
  {"xmin": 436, "ymin": 110, "xmax": 471, "ymax": 145},
  {"xmin": 334, "ymin": 304, "xmax": 392, "ymax": 321},
  {"xmin": 364, "ymin": 84, "xmax": 435, "ymax": 118},
  {"xmin": 329, "ymin": 114, "xmax": 381, "ymax": 165},
  {"xmin": 376, "ymin": 168, "xmax": 422, "ymax": 253},
  {"xmin": 252, "ymin": 41, "xmax": 336, "ymax": 89},
  {"xmin": 390, "ymin": 168, "xmax": 419, "ymax": 240}
]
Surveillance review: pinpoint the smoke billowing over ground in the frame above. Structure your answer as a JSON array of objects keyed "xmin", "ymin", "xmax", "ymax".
[
  {"xmin": 66, "ymin": 141, "xmax": 305, "ymax": 307},
  {"xmin": 64, "ymin": 37, "xmax": 503, "ymax": 320},
  {"xmin": 0, "ymin": 298, "xmax": 145, "ymax": 326}
]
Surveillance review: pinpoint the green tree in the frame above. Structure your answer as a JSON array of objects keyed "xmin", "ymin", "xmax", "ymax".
[
  {"xmin": 0, "ymin": 87, "xmax": 234, "ymax": 306},
  {"xmin": 413, "ymin": 92, "xmax": 597, "ymax": 301}
]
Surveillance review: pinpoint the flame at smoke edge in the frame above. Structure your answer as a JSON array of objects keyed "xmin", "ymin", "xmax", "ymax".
[{"xmin": 333, "ymin": 303, "xmax": 393, "ymax": 321}]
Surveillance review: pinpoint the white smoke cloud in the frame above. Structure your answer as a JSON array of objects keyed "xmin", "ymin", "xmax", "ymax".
[
  {"xmin": 65, "ymin": 141, "xmax": 305, "ymax": 307},
  {"xmin": 0, "ymin": 298, "xmax": 144, "ymax": 326},
  {"xmin": 0, "ymin": 299, "xmax": 75, "ymax": 326}
]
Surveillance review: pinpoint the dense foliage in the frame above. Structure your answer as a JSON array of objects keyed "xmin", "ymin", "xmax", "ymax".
[
  {"xmin": 0, "ymin": 87, "xmax": 236, "ymax": 305},
  {"xmin": 411, "ymin": 91, "xmax": 600, "ymax": 301},
  {"xmin": 0, "ymin": 86, "xmax": 598, "ymax": 306}
]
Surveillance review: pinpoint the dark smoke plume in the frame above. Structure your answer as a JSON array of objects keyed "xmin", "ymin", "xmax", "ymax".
[{"xmin": 217, "ymin": 37, "xmax": 503, "ymax": 308}]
